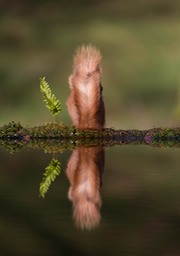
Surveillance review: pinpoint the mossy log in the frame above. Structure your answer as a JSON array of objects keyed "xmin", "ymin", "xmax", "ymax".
[{"xmin": 0, "ymin": 121, "xmax": 179, "ymax": 153}]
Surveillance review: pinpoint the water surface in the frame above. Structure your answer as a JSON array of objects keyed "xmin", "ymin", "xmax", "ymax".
[{"xmin": 0, "ymin": 145, "xmax": 180, "ymax": 256}]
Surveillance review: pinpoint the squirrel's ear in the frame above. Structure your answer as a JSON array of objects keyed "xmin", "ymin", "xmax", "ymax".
[
  {"xmin": 68, "ymin": 75, "xmax": 73, "ymax": 88},
  {"xmin": 68, "ymin": 187, "xmax": 73, "ymax": 201}
]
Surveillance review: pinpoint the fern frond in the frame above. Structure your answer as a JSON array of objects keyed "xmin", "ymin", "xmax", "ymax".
[
  {"xmin": 39, "ymin": 158, "xmax": 61, "ymax": 198},
  {"xmin": 40, "ymin": 77, "xmax": 61, "ymax": 117}
]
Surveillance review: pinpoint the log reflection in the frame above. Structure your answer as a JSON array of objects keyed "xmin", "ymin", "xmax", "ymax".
[{"xmin": 66, "ymin": 146, "xmax": 104, "ymax": 230}]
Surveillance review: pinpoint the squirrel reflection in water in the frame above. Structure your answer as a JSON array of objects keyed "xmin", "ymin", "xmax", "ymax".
[
  {"xmin": 66, "ymin": 45, "xmax": 105, "ymax": 229},
  {"xmin": 66, "ymin": 146, "xmax": 104, "ymax": 230}
]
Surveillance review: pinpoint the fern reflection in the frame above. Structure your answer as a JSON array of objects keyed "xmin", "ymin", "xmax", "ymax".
[{"xmin": 39, "ymin": 158, "xmax": 61, "ymax": 198}]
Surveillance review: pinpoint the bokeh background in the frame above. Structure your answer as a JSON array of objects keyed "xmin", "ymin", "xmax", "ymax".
[
  {"xmin": 0, "ymin": 0, "xmax": 180, "ymax": 129},
  {"xmin": 1, "ymin": 2, "xmax": 180, "ymax": 255}
]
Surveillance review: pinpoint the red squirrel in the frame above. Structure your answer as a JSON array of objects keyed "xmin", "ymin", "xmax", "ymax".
[{"xmin": 67, "ymin": 45, "xmax": 105, "ymax": 130}]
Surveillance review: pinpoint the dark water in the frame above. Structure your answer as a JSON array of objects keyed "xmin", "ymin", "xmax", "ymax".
[{"xmin": 0, "ymin": 145, "xmax": 180, "ymax": 256}]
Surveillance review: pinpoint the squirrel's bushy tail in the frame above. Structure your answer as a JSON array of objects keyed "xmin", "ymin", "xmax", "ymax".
[{"xmin": 72, "ymin": 45, "xmax": 102, "ymax": 78}]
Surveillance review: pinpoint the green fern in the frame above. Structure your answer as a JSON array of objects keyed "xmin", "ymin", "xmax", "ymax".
[
  {"xmin": 39, "ymin": 158, "xmax": 61, "ymax": 198},
  {"xmin": 40, "ymin": 77, "xmax": 61, "ymax": 117}
]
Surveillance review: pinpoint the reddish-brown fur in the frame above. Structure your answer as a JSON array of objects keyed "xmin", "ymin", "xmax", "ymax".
[
  {"xmin": 67, "ymin": 45, "xmax": 105, "ymax": 129},
  {"xmin": 66, "ymin": 146, "xmax": 104, "ymax": 229}
]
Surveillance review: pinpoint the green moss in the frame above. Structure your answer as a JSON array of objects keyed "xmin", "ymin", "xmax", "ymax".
[
  {"xmin": 0, "ymin": 122, "xmax": 179, "ymax": 153},
  {"xmin": 0, "ymin": 121, "xmax": 24, "ymax": 138},
  {"xmin": 146, "ymin": 128, "xmax": 180, "ymax": 148}
]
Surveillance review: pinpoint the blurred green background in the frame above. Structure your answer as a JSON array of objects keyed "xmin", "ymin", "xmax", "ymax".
[{"xmin": 0, "ymin": 0, "xmax": 180, "ymax": 129}]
